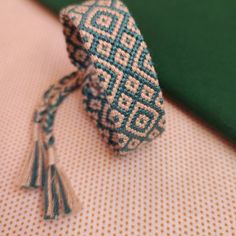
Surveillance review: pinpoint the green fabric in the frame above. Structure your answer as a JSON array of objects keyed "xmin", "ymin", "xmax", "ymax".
[{"xmin": 39, "ymin": 0, "xmax": 236, "ymax": 142}]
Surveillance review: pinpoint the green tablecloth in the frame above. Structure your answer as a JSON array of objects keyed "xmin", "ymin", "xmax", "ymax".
[{"xmin": 39, "ymin": 0, "xmax": 236, "ymax": 142}]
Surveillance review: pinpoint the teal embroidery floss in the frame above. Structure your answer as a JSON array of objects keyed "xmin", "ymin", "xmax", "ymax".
[{"xmin": 19, "ymin": 0, "xmax": 166, "ymax": 220}]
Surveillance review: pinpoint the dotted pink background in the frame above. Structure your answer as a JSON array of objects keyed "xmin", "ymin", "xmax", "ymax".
[{"xmin": 0, "ymin": 1, "xmax": 236, "ymax": 235}]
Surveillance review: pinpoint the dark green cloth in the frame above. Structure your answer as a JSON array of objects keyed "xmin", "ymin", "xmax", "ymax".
[{"xmin": 39, "ymin": 0, "xmax": 236, "ymax": 142}]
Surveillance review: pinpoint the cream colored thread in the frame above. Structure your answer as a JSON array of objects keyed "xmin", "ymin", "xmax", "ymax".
[{"xmin": 48, "ymin": 147, "xmax": 56, "ymax": 166}]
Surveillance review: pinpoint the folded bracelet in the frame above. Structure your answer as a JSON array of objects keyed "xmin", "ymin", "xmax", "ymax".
[{"xmin": 19, "ymin": 0, "xmax": 165, "ymax": 220}]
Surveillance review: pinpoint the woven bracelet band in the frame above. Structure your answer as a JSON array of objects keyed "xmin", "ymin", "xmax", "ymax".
[{"xmin": 19, "ymin": 0, "xmax": 165, "ymax": 220}]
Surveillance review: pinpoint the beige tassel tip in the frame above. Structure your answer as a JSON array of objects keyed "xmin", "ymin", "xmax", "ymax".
[
  {"xmin": 18, "ymin": 140, "xmax": 45, "ymax": 188},
  {"xmin": 44, "ymin": 164, "xmax": 83, "ymax": 220}
]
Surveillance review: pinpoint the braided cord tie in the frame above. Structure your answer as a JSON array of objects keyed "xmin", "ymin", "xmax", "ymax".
[{"xmin": 19, "ymin": 69, "xmax": 92, "ymax": 219}]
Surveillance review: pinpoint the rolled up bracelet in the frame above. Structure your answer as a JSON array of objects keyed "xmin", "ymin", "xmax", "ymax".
[{"xmin": 19, "ymin": 0, "xmax": 166, "ymax": 220}]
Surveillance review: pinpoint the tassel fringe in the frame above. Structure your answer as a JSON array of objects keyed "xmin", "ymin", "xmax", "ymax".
[
  {"xmin": 19, "ymin": 124, "xmax": 45, "ymax": 188},
  {"xmin": 44, "ymin": 148, "xmax": 82, "ymax": 220},
  {"xmin": 20, "ymin": 71, "xmax": 84, "ymax": 219}
]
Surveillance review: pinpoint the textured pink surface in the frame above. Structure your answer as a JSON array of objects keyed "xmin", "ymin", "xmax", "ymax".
[{"xmin": 0, "ymin": 1, "xmax": 236, "ymax": 235}]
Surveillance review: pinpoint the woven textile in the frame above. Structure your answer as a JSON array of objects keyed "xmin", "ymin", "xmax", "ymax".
[
  {"xmin": 59, "ymin": 0, "xmax": 165, "ymax": 154},
  {"xmin": 17, "ymin": 0, "xmax": 165, "ymax": 220}
]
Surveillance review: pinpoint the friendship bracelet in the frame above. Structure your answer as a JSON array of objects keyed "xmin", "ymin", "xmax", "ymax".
[{"xmin": 19, "ymin": 0, "xmax": 165, "ymax": 220}]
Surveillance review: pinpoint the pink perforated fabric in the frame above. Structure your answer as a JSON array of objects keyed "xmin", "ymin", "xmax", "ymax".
[{"xmin": 0, "ymin": 0, "xmax": 236, "ymax": 235}]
